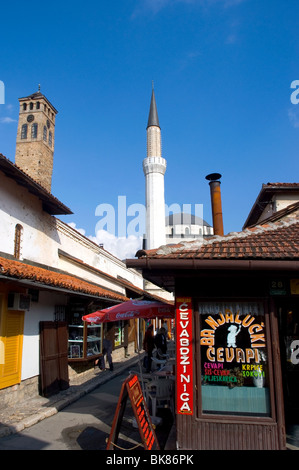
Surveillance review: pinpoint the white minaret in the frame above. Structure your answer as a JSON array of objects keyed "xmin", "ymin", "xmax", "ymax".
[{"xmin": 143, "ymin": 86, "xmax": 167, "ymax": 250}]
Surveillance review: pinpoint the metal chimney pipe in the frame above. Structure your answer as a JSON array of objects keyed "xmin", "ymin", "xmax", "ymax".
[{"xmin": 206, "ymin": 173, "xmax": 224, "ymax": 236}]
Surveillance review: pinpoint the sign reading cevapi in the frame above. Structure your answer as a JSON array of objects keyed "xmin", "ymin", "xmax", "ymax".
[{"xmin": 176, "ymin": 297, "xmax": 193, "ymax": 415}]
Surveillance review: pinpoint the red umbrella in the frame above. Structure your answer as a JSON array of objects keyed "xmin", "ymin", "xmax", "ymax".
[{"xmin": 82, "ymin": 299, "xmax": 174, "ymax": 324}]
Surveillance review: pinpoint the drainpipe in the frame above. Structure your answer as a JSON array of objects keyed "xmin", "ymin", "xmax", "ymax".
[{"xmin": 206, "ymin": 173, "xmax": 224, "ymax": 236}]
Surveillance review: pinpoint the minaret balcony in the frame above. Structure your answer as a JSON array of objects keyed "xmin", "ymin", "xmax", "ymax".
[{"xmin": 143, "ymin": 156, "xmax": 167, "ymax": 175}]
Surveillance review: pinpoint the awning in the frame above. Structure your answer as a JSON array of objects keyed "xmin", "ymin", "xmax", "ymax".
[{"xmin": 82, "ymin": 299, "xmax": 175, "ymax": 324}]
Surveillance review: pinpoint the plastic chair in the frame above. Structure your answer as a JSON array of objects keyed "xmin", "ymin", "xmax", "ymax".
[
  {"xmin": 146, "ymin": 379, "xmax": 174, "ymax": 417},
  {"xmin": 151, "ymin": 348, "xmax": 168, "ymax": 370},
  {"xmin": 166, "ymin": 342, "xmax": 175, "ymax": 358}
]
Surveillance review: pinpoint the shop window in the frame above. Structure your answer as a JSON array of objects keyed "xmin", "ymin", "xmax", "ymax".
[
  {"xmin": 114, "ymin": 321, "xmax": 125, "ymax": 347},
  {"xmin": 198, "ymin": 301, "xmax": 271, "ymax": 417},
  {"xmin": 21, "ymin": 124, "xmax": 28, "ymax": 139},
  {"xmin": 14, "ymin": 224, "xmax": 23, "ymax": 259},
  {"xmin": 278, "ymin": 301, "xmax": 299, "ymax": 418},
  {"xmin": 67, "ymin": 303, "xmax": 102, "ymax": 361}
]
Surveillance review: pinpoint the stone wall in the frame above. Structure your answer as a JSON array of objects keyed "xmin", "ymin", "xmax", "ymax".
[
  {"xmin": 68, "ymin": 341, "xmax": 136, "ymax": 384},
  {"xmin": 0, "ymin": 342, "xmax": 138, "ymax": 409},
  {"xmin": 0, "ymin": 376, "xmax": 40, "ymax": 410}
]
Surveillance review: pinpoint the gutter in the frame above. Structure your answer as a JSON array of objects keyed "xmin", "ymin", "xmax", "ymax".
[{"xmin": 126, "ymin": 258, "xmax": 299, "ymax": 271}]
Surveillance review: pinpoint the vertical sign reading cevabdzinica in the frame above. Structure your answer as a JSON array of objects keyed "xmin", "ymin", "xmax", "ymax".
[
  {"xmin": 0, "ymin": 81, "xmax": 4, "ymax": 104},
  {"xmin": 176, "ymin": 297, "xmax": 193, "ymax": 415}
]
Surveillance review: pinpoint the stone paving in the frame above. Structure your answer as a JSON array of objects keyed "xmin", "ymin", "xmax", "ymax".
[
  {"xmin": 0, "ymin": 353, "xmax": 145, "ymax": 439},
  {"xmin": 0, "ymin": 353, "xmax": 297, "ymax": 451}
]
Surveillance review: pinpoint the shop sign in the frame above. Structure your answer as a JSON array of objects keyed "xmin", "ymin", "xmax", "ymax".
[
  {"xmin": 290, "ymin": 279, "xmax": 299, "ymax": 295},
  {"xmin": 176, "ymin": 297, "xmax": 193, "ymax": 415},
  {"xmin": 291, "ymin": 341, "xmax": 299, "ymax": 364},
  {"xmin": 269, "ymin": 280, "xmax": 287, "ymax": 295},
  {"xmin": 106, "ymin": 374, "xmax": 159, "ymax": 450}
]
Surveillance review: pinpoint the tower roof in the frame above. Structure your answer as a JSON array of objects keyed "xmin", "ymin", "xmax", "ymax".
[
  {"xmin": 147, "ymin": 88, "xmax": 160, "ymax": 129},
  {"xmin": 18, "ymin": 89, "xmax": 58, "ymax": 114}
]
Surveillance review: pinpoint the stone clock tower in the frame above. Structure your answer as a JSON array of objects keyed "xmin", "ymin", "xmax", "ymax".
[{"xmin": 15, "ymin": 87, "xmax": 58, "ymax": 192}]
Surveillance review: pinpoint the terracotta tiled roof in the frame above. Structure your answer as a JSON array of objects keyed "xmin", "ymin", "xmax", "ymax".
[
  {"xmin": 264, "ymin": 182, "xmax": 299, "ymax": 188},
  {"xmin": 136, "ymin": 218, "xmax": 299, "ymax": 260},
  {"xmin": 0, "ymin": 256, "xmax": 128, "ymax": 302},
  {"xmin": 19, "ymin": 91, "xmax": 58, "ymax": 114}
]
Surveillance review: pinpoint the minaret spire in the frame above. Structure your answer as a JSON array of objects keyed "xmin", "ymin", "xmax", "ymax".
[
  {"xmin": 143, "ymin": 85, "xmax": 166, "ymax": 250},
  {"xmin": 147, "ymin": 86, "xmax": 160, "ymax": 129}
]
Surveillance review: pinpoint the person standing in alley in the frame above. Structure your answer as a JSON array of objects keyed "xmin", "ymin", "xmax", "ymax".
[
  {"xmin": 154, "ymin": 327, "xmax": 167, "ymax": 359},
  {"xmin": 162, "ymin": 319, "xmax": 168, "ymax": 338},
  {"xmin": 143, "ymin": 324, "xmax": 154, "ymax": 373},
  {"xmin": 99, "ymin": 325, "xmax": 114, "ymax": 371}
]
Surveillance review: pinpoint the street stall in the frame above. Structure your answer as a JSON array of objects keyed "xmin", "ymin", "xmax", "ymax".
[
  {"xmin": 83, "ymin": 299, "xmax": 176, "ymax": 426},
  {"xmin": 127, "ymin": 219, "xmax": 299, "ymax": 450}
]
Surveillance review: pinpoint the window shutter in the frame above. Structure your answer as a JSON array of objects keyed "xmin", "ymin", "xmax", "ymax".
[{"xmin": 0, "ymin": 310, "xmax": 24, "ymax": 389}]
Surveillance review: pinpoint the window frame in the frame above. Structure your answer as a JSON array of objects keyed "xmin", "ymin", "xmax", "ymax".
[
  {"xmin": 31, "ymin": 122, "xmax": 38, "ymax": 139},
  {"xmin": 14, "ymin": 224, "xmax": 23, "ymax": 259},
  {"xmin": 21, "ymin": 124, "xmax": 28, "ymax": 139},
  {"xmin": 194, "ymin": 298, "xmax": 277, "ymax": 423}
]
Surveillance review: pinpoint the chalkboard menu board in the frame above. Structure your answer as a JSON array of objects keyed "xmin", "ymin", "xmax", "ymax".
[{"xmin": 106, "ymin": 374, "xmax": 160, "ymax": 450}]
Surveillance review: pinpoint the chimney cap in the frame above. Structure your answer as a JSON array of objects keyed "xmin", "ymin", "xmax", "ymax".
[{"xmin": 205, "ymin": 173, "xmax": 222, "ymax": 182}]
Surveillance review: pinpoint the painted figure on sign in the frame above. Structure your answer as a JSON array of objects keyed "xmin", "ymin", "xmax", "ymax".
[{"xmin": 227, "ymin": 324, "xmax": 241, "ymax": 348}]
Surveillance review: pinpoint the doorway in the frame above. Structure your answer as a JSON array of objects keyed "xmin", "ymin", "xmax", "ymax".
[
  {"xmin": 278, "ymin": 300, "xmax": 299, "ymax": 447},
  {"xmin": 40, "ymin": 321, "xmax": 69, "ymax": 397}
]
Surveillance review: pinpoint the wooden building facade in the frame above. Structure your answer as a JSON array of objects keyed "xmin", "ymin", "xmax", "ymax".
[{"xmin": 128, "ymin": 218, "xmax": 299, "ymax": 450}]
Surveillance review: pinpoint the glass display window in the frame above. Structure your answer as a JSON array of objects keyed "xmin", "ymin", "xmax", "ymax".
[
  {"xmin": 114, "ymin": 320, "xmax": 125, "ymax": 347},
  {"xmin": 67, "ymin": 303, "xmax": 103, "ymax": 361},
  {"xmin": 68, "ymin": 324, "xmax": 84, "ymax": 358},
  {"xmin": 278, "ymin": 301, "xmax": 299, "ymax": 421}
]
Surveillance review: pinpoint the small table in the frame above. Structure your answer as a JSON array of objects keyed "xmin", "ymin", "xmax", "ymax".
[{"xmin": 153, "ymin": 370, "xmax": 174, "ymax": 379}]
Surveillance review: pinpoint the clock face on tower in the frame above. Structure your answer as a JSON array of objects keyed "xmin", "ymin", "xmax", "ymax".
[{"xmin": 27, "ymin": 114, "xmax": 34, "ymax": 123}]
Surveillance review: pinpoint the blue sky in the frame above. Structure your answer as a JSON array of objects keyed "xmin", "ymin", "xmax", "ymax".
[{"xmin": 0, "ymin": 0, "xmax": 298, "ymax": 259}]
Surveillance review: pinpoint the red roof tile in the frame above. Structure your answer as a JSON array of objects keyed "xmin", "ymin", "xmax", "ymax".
[
  {"xmin": 0, "ymin": 256, "xmax": 128, "ymax": 302},
  {"xmin": 137, "ymin": 218, "xmax": 299, "ymax": 260},
  {"xmin": 264, "ymin": 182, "xmax": 299, "ymax": 188}
]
